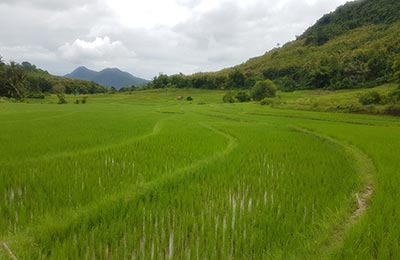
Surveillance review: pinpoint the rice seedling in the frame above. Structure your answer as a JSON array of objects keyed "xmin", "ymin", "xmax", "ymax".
[{"xmin": 0, "ymin": 90, "xmax": 399, "ymax": 259}]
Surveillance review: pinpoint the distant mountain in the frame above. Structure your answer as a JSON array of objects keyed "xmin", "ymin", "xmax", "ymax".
[{"xmin": 65, "ymin": 67, "xmax": 149, "ymax": 89}]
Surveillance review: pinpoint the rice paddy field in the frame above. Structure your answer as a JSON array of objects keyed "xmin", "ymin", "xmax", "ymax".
[{"xmin": 1, "ymin": 88, "xmax": 400, "ymax": 259}]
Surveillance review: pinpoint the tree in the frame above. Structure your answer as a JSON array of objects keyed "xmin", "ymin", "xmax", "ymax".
[
  {"xmin": 170, "ymin": 73, "xmax": 188, "ymax": 88},
  {"xmin": 26, "ymin": 75, "xmax": 53, "ymax": 93},
  {"xmin": 250, "ymin": 80, "xmax": 277, "ymax": 101},
  {"xmin": 235, "ymin": 91, "xmax": 250, "ymax": 102},
  {"xmin": 21, "ymin": 61, "xmax": 36, "ymax": 71},
  {"xmin": 214, "ymin": 75, "xmax": 227, "ymax": 89},
  {"xmin": 309, "ymin": 66, "xmax": 332, "ymax": 89},
  {"xmin": 0, "ymin": 58, "xmax": 5, "ymax": 97},
  {"xmin": 57, "ymin": 93, "xmax": 67, "ymax": 104},
  {"xmin": 152, "ymin": 74, "xmax": 170, "ymax": 88},
  {"xmin": 227, "ymin": 70, "xmax": 246, "ymax": 89},
  {"xmin": 3, "ymin": 62, "xmax": 26, "ymax": 99}
]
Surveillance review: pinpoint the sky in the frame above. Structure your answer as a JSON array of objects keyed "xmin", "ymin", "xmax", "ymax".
[{"xmin": 0, "ymin": 0, "xmax": 350, "ymax": 79}]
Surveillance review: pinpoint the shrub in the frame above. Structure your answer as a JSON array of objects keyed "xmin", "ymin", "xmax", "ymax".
[
  {"xmin": 359, "ymin": 91, "xmax": 382, "ymax": 105},
  {"xmin": 260, "ymin": 98, "xmax": 274, "ymax": 106},
  {"xmin": 186, "ymin": 96, "xmax": 193, "ymax": 101},
  {"xmin": 384, "ymin": 104, "xmax": 400, "ymax": 116},
  {"xmin": 26, "ymin": 93, "xmax": 45, "ymax": 99},
  {"xmin": 251, "ymin": 80, "xmax": 277, "ymax": 101},
  {"xmin": 348, "ymin": 103, "xmax": 365, "ymax": 113},
  {"xmin": 75, "ymin": 99, "xmax": 80, "ymax": 104},
  {"xmin": 388, "ymin": 89, "xmax": 400, "ymax": 103},
  {"xmin": 235, "ymin": 92, "xmax": 250, "ymax": 102},
  {"xmin": 223, "ymin": 92, "xmax": 236, "ymax": 103},
  {"xmin": 57, "ymin": 93, "xmax": 67, "ymax": 104},
  {"xmin": 82, "ymin": 97, "xmax": 88, "ymax": 104}
]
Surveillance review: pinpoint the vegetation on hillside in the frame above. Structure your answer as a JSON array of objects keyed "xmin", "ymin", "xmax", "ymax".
[
  {"xmin": 0, "ymin": 58, "xmax": 108, "ymax": 100},
  {"xmin": 230, "ymin": 0, "xmax": 400, "ymax": 91},
  {"xmin": 301, "ymin": 0, "xmax": 400, "ymax": 46}
]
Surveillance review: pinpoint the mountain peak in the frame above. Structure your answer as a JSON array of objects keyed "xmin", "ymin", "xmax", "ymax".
[
  {"xmin": 100, "ymin": 68, "xmax": 123, "ymax": 73},
  {"xmin": 74, "ymin": 66, "xmax": 91, "ymax": 71}
]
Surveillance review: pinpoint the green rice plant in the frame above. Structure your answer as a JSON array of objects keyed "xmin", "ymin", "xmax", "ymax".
[{"xmin": 0, "ymin": 89, "xmax": 399, "ymax": 259}]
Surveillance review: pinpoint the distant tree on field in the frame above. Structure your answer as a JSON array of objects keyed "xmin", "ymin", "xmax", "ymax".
[
  {"xmin": 223, "ymin": 92, "xmax": 236, "ymax": 103},
  {"xmin": 359, "ymin": 91, "xmax": 382, "ymax": 105},
  {"xmin": 235, "ymin": 91, "xmax": 250, "ymax": 102},
  {"xmin": 2, "ymin": 62, "xmax": 26, "ymax": 99},
  {"xmin": 57, "ymin": 93, "xmax": 67, "ymax": 104},
  {"xmin": 152, "ymin": 74, "xmax": 170, "ymax": 88},
  {"xmin": 251, "ymin": 80, "xmax": 277, "ymax": 101}
]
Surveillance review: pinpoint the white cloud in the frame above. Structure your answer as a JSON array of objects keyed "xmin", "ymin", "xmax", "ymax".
[
  {"xmin": 105, "ymin": 0, "xmax": 192, "ymax": 28},
  {"xmin": 58, "ymin": 36, "xmax": 135, "ymax": 64}
]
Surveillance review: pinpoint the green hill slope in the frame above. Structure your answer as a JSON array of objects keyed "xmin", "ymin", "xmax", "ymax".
[
  {"xmin": 229, "ymin": 0, "xmax": 400, "ymax": 91},
  {"xmin": 238, "ymin": 23, "xmax": 400, "ymax": 91},
  {"xmin": 301, "ymin": 0, "xmax": 400, "ymax": 46}
]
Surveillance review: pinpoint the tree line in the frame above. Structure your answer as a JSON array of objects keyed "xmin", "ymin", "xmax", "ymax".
[
  {"xmin": 146, "ymin": 70, "xmax": 263, "ymax": 90},
  {"xmin": 0, "ymin": 58, "xmax": 108, "ymax": 99}
]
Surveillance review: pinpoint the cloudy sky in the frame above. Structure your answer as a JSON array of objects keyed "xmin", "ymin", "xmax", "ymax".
[{"xmin": 0, "ymin": 0, "xmax": 350, "ymax": 79}]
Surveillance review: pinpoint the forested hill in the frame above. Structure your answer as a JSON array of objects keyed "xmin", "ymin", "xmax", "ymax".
[
  {"xmin": 301, "ymin": 0, "xmax": 400, "ymax": 46},
  {"xmin": 149, "ymin": 0, "xmax": 400, "ymax": 91},
  {"xmin": 0, "ymin": 60, "xmax": 108, "ymax": 99}
]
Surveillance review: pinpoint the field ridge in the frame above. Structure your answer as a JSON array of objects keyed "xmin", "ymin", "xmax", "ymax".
[{"xmin": 293, "ymin": 127, "xmax": 376, "ymax": 259}]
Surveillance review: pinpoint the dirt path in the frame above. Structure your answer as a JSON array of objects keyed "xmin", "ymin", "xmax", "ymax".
[
  {"xmin": 1, "ymin": 242, "xmax": 18, "ymax": 260},
  {"xmin": 293, "ymin": 127, "xmax": 376, "ymax": 259}
]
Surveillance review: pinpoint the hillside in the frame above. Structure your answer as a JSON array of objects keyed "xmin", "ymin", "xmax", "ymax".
[
  {"xmin": 301, "ymin": 0, "xmax": 400, "ymax": 45},
  {"xmin": 65, "ymin": 67, "xmax": 149, "ymax": 89},
  {"xmin": 233, "ymin": 0, "xmax": 400, "ymax": 91}
]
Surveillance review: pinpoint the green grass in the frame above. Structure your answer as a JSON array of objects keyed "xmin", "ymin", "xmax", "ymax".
[
  {"xmin": 273, "ymin": 84, "xmax": 398, "ymax": 113},
  {"xmin": 0, "ymin": 89, "xmax": 399, "ymax": 259}
]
